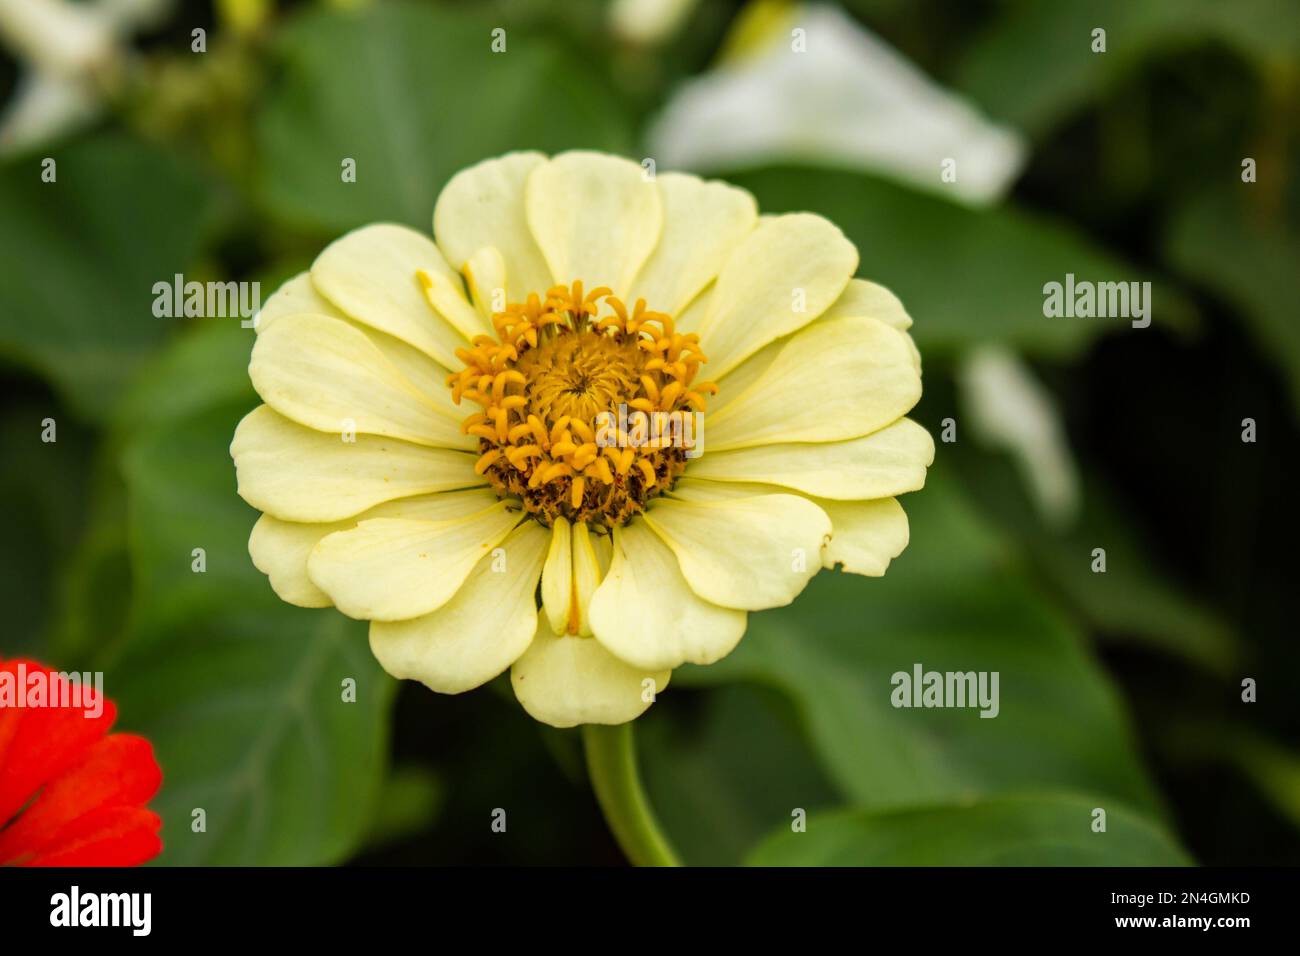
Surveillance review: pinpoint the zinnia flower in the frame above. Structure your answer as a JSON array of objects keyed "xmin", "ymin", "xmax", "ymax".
[
  {"xmin": 0, "ymin": 658, "xmax": 163, "ymax": 866},
  {"xmin": 232, "ymin": 151, "xmax": 932, "ymax": 728}
]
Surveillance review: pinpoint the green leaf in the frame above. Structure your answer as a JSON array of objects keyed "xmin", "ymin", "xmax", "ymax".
[
  {"xmin": 1165, "ymin": 186, "xmax": 1300, "ymax": 420},
  {"xmin": 748, "ymin": 794, "xmax": 1190, "ymax": 866},
  {"xmin": 257, "ymin": 1, "xmax": 635, "ymax": 234},
  {"xmin": 0, "ymin": 399, "xmax": 96, "ymax": 655},
  {"xmin": 639, "ymin": 684, "xmax": 839, "ymax": 866},
  {"xmin": 674, "ymin": 465, "xmax": 1166, "ymax": 818},
  {"xmin": 0, "ymin": 135, "xmax": 221, "ymax": 421},
  {"xmin": 951, "ymin": 447, "xmax": 1239, "ymax": 674},
  {"xmin": 364, "ymin": 766, "xmax": 445, "ymax": 851},
  {"xmin": 957, "ymin": 0, "xmax": 1300, "ymax": 135},
  {"xmin": 101, "ymin": 324, "xmax": 395, "ymax": 865},
  {"xmin": 726, "ymin": 165, "xmax": 1192, "ymax": 359}
]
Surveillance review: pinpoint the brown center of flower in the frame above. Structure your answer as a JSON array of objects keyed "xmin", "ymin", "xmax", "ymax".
[{"xmin": 446, "ymin": 281, "xmax": 717, "ymax": 528}]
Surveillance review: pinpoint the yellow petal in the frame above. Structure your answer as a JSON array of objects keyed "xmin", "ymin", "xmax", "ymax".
[
  {"xmin": 246, "ymin": 488, "xmax": 501, "ymax": 608},
  {"xmin": 310, "ymin": 222, "xmax": 470, "ymax": 367},
  {"xmin": 510, "ymin": 612, "xmax": 669, "ymax": 728},
  {"xmin": 820, "ymin": 278, "xmax": 913, "ymax": 330},
  {"xmin": 231, "ymin": 406, "xmax": 483, "ymax": 522},
  {"xmin": 706, "ymin": 316, "xmax": 921, "ymax": 450},
  {"xmin": 249, "ymin": 312, "xmax": 471, "ymax": 449},
  {"xmin": 590, "ymin": 521, "xmax": 747, "ymax": 670},
  {"xmin": 254, "ymin": 274, "xmax": 459, "ymax": 410},
  {"xmin": 674, "ymin": 282, "xmax": 712, "ymax": 336},
  {"xmin": 540, "ymin": 517, "xmax": 573, "ymax": 636},
  {"xmin": 693, "ymin": 213, "xmax": 857, "ymax": 377},
  {"xmin": 669, "ymin": 480, "xmax": 911, "ymax": 578},
  {"xmin": 433, "ymin": 151, "xmax": 554, "ymax": 303},
  {"xmin": 684, "ymin": 417, "xmax": 934, "ymax": 500},
  {"xmin": 818, "ymin": 496, "xmax": 910, "ymax": 576},
  {"xmin": 463, "ymin": 245, "xmax": 508, "ymax": 319},
  {"xmin": 627, "ymin": 172, "xmax": 757, "ymax": 316},
  {"xmin": 369, "ymin": 521, "xmax": 549, "ymax": 693},
  {"xmin": 307, "ymin": 501, "xmax": 521, "ymax": 621},
  {"xmin": 249, "ymin": 513, "xmax": 340, "ymax": 607},
  {"xmin": 642, "ymin": 494, "xmax": 831, "ymax": 609},
  {"xmin": 571, "ymin": 521, "xmax": 605, "ymax": 637},
  {"xmin": 525, "ymin": 151, "xmax": 663, "ymax": 293},
  {"xmin": 253, "ymin": 271, "xmax": 344, "ymax": 332}
]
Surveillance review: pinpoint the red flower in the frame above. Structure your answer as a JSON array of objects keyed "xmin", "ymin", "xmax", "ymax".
[{"xmin": 0, "ymin": 657, "xmax": 162, "ymax": 866}]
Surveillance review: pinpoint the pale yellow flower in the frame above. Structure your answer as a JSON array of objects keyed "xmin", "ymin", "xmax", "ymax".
[{"xmin": 231, "ymin": 151, "xmax": 933, "ymax": 728}]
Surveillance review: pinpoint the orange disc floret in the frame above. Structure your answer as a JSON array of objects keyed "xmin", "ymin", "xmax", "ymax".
[{"xmin": 446, "ymin": 280, "xmax": 717, "ymax": 528}]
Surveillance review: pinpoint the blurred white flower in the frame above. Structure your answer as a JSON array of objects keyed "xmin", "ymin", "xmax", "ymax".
[
  {"xmin": 646, "ymin": 0, "xmax": 1026, "ymax": 206},
  {"xmin": 959, "ymin": 346, "xmax": 1080, "ymax": 528},
  {"xmin": 0, "ymin": 0, "xmax": 172, "ymax": 155},
  {"xmin": 609, "ymin": 0, "xmax": 697, "ymax": 46}
]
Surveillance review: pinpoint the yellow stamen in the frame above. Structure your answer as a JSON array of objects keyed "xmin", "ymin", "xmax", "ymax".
[{"xmin": 446, "ymin": 276, "xmax": 713, "ymax": 528}]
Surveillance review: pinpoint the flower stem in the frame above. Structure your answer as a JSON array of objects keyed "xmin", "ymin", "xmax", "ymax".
[{"xmin": 582, "ymin": 722, "xmax": 682, "ymax": 867}]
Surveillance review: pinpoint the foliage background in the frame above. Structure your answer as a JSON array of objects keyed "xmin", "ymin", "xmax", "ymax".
[{"xmin": 1, "ymin": 0, "xmax": 1297, "ymax": 865}]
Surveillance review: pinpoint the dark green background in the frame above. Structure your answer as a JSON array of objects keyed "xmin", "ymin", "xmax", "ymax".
[{"xmin": 1, "ymin": 0, "xmax": 1297, "ymax": 865}]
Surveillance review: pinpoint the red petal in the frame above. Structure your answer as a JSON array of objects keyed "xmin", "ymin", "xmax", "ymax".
[
  {"xmin": 0, "ymin": 659, "xmax": 117, "ymax": 828},
  {"xmin": 0, "ymin": 734, "xmax": 162, "ymax": 864},
  {"xmin": 22, "ymin": 805, "xmax": 163, "ymax": 867}
]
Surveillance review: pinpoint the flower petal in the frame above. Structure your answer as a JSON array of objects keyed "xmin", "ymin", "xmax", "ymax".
[
  {"xmin": 684, "ymin": 417, "xmax": 934, "ymax": 499},
  {"xmin": 693, "ymin": 213, "xmax": 857, "ymax": 377},
  {"xmin": 540, "ymin": 517, "xmax": 573, "ymax": 636},
  {"xmin": 307, "ymin": 502, "xmax": 522, "ymax": 621},
  {"xmin": 627, "ymin": 172, "xmax": 757, "ymax": 316},
  {"xmin": 248, "ymin": 489, "xmax": 500, "ymax": 607},
  {"xmin": 706, "ymin": 316, "xmax": 921, "ymax": 450},
  {"xmin": 255, "ymin": 274, "xmax": 460, "ymax": 410},
  {"xmin": 310, "ymin": 223, "xmax": 471, "ymax": 367},
  {"xmin": 369, "ymin": 521, "xmax": 549, "ymax": 693},
  {"xmin": 525, "ymin": 151, "xmax": 663, "ymax": 293},
  {"xmin": 667, "ymin": 478, "xmax": 908, "ymax": 575},
  {"xmin": 510, "ymin": 612, "xmax": 669, "ymax": 728},
  {"xmin": 572, "ymin": 521, "xmax": 608, "ymax": 637},
  {"xmin": 249, "ymin": 312, "xmax": 471, "ymax": 449},
  {"xmin": 253, "ymin": 271, "xmax": 345, "ymax": 332},
  {"xmin": 0, "ymin": 735, "xmax": 160, "ymax": 866},
  {"xmin": 641, "ymin": 494, "xmax": 831, "ymax": 609},
  {"xmin": 590, "ymin": 520, "xmax": 747, "ymax": 670},
  {"xmin": 231, "ymin": 406, "xmax": 482, "ymax": 522},
  {"xmin": 817, "ymin": 496, "xmax": 910, "ymax": 576},
  {"xmin": 821, "ymin": 277, "xmax": 913, "ymax": 330},
  {"xmin": 433, "ymin": 151, "xmax": 554, "ymax": 304}
]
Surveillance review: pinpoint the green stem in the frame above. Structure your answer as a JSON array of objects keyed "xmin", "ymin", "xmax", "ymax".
[{"xmin": 582, "ymin": 723, "xmax": 682, "ymax": 867}]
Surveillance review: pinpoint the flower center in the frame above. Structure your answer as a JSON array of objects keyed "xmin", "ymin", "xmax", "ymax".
[{"xmin": 447, "ymin": 281, "xmax": 717, "ymax": 528}]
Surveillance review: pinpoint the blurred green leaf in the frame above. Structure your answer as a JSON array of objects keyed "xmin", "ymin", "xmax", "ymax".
[
  {"xmin": 639, "ymin": 684, "xmax": 839, "ymax": 866},
  {"xmin": 674, "ymin": 466, "xmax": 1166, "ymax": 818},
  {"xmin": 727, "ymin": 165, "xmax": 1191, "ymax": 359},
  {"xmin": 952, "ymin": 448, "xmax": 1239, "ymax": 674},
  {"xmin": 748, "ymin": 794, "xmax": 1190, "ymax": 866},
  {"xmin": 101, "ymin": 322, "xmax": 395, "ymax": 865},
  {"xmin": 1165, "ymin": 186, "xmax": 1300, "ymax": 420},
  {"xmin": 0, "ymin": 135, "xmax": 221, "ymax": 421},
  {"xmin": 257, "ymin": 1, "xmax": 635, "ymax": 233},
  {"xmin": 0, "ymin": 399, "xmax": 95, "ymax": 655},
  {"xmin": 364, "ymin": 766, "xmax": 444, "ymax": 851},
  {"xmin": 957, "ymin": 0, "xmax": 1300, "ymax": 135}
]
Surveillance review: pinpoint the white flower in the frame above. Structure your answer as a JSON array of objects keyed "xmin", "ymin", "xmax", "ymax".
[
  {"xmin": 232, "ymin": 150, "xmax": 933, "ymax": 727},
  {"xmin": 645, "ymin": 1, "xmax": 1026, "ymax": 206}
]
